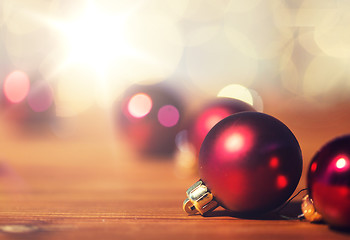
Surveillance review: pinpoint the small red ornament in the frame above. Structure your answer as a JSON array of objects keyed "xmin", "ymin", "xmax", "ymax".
[
  {"xmin": 307, "ymin": 135, "xmax": 350, "ymax": 229},
  {"xmin": 184, "ymin": 112, "xmax": 302, "ymax": 216},
  {"xmin": 1, "ymin": 78, "xmax": 55, "ymax": 133},
  {"xmin": 116, "ymin": 84, "xmax": 183, "ymax": 156},
  {"xmin": 188, "ymin": 97, "xmax": 255, "ymax": 156}
]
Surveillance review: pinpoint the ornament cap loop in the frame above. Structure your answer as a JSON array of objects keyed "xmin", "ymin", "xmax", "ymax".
[
  {"xmin": 301, "ymin": 194, "xmax": 323, "ymax": 223},
  {"xmin": 183, "ymin": 180, "xmax": 218, "ymax": 215}
]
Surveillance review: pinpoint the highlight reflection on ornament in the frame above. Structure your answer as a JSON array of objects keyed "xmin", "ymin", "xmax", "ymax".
[
  {"xmin": 307, "ymin": 135, "xmax": 350, "ymax": 229},
  {"xmin": 184, "ymin": 112, "xmax": 302, "ymax": 216},
  {"xmin": 116, "ymin": 84, "xmax": 183, "ymax": 156},
  {"xmin": 188, "ymin": 97, "xmax": 256, "ymax": 156}
]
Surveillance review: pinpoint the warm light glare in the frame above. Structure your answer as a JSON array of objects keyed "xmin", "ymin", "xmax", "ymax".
[
  {"xmin": 186, "ymin": 31, "xmax": 257, "ymax": 94},
  {"xmin": 217, "ymin": 84, "xmax": 254, "ymax": 106},
  {"xmin": 59, "ymin": 2, "xmax": 131, "ymax": 72},
  {"xmin": 55, "ymin": 66, "xmax": 96, "ymax": 117},
  {"xmin": 5, "ymin": 1, "xmax": 350, "ymax": 112},
  {"xmin": 127, "ymin": 93, "xmax": 152, "ymax": 118},
  {"xmin": 157, "ymin": 105, "xmax": 180, "ymax": 127},
  {"xmin": 3, "ymin": 71, "xmax": 30, "ymax": 103}
]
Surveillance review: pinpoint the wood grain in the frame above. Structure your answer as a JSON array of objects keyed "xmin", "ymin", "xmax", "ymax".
[{"xmin": 0, "ymin": 104, "xmax": 350, "ymax": 239}]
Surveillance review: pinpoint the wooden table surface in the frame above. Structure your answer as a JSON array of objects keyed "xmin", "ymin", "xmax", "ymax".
[{"xmin": 0, "ymin": 101, "xmax": 350, "ymax": 240}]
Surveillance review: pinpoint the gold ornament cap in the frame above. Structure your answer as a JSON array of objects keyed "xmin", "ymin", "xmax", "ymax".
[
  {"xmin": 301, "ymin": 194, "xmax": 323, "ymax": 222},
  {"xmin": 183, "ymin": 180, "xmax": 218, "ymax": 215}
]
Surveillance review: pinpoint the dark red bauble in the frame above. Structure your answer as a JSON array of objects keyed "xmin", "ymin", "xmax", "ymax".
[
  {"xmin": 308, "ymin": 135, "xmax": 350, "ymax": 229},
  {"xmin": 1, "ymin": 79, "xmax": 56, "ymax": 133},
  {"xmin": 199, "ymin": 112, "xmax": 302, "ymax": 215},
  {"xmin": 188, "ymin": 98, "xmax": 255, "ymax": 156},
  {"xmin": 116, "ymin": 84, "xmax": 183, "ymax": 156}
]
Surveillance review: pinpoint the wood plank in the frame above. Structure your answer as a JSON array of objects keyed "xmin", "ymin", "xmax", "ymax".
[{"xmin": 0, "ymin": 105, "xmax": 349, "ymax": 239}]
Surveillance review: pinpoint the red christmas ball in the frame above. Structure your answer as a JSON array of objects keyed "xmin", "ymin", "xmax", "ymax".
[
  {"xmin": 1, "ymin": 77, "xmax": 56, "ymax": 133},
  {"xmin": 116, "ymin": 84, "xmax": 183, "ymax": 156},
  {"xmin": 188, "ymin": 98, "xmax": 255, "ymax": 156},
  {"xmin": 308, "ymin": 135, "xmax": 350, "ymax": 229},
  {"xmin": 199, "ymin": 112, "xmax": 302, "ymax": 215}
]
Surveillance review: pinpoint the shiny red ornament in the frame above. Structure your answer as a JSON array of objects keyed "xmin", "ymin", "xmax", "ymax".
[
  {"xmin": 307, "ymin": 135, "xmax": 350, "ymax": 229},
  {"xmin": 116, "ymin": 84, "xmax": 183, "ymax": 156},
  {"xmin": 193, "ymin": 112, "xmax": 302, "ymax": 215},
  {"xmin": 188, "ymin": 98, "xmax": 255, "ymax": 156}
]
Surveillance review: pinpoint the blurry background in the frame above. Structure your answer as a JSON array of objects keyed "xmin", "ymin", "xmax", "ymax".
[{"xmin": 1, "ymin": 0, "xmax": 350, "ymax": 191}]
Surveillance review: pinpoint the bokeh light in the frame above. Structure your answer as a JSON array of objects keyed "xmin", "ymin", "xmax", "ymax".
[
  {"xmin": 298, "ymin": 29, "xmax": 323, "ymax": 56},
  {"xmin": 47, "ymin": 0, "xmax": 184, "ymax": 87},
  {"xmin": 2, "ymin": 0, "xmax": 59, "ymax": 72},
  {"xmin": 303, "ymin": 56, "xmax": 347, "ymax": 97},
  {"xmin": 27, "ymin": 81, "xmax": 54, "ymax": 113},
  {"xmin": 249, "ymin": 89, "xmax": 264, "ymax": 112},
  {"xmin": 157, "ymin": 105, "xmax": 180, "ymax": 127},
  {"xmin": 225, "ymin": 1, "xmax": 294, "ymax": 60},
  {"xmin": 127, "ymin": 93, "xmax": 153, "ymax": 119},
  {"xmin": 3, "ymin": 0, "xmax": 55, "ymax": 35},
  {"xmin": 217, "ymin": 84, "xmax": 254, "ymax": 106},
  {"xmin": 174, "ymin": 129, "xmax": 197, "ymax": 178},
  {"xmin": 182, "ymin": 23, "xmax": 220, "ymax": 47},
  {"xmin": 226, "ymin": 0, "xmax": 262, "ymax": 13},
  {"xmin": 181, "ymin": 0, "xmax": 229, "ymax": 22},
  {"xmin": 117, "ymin": 83, "xmax": 183, "ymax": 156},
  {"xmin": 313, "ymin": 5, "xmax": 350, "ymax": 59},
  {"xmin": 1, "ymin": 0, "xmax": 350, "ymax": 138},
  {"xmin": 185, "ymin": 32, "xmax": 257, "ymax": 94},
  {"xmin": 3, "ymin": 70, "xmax": 30, "ymax": 103},
  {"xmin": 280, "ymin": 59, "xmax": 301, "ymax": 95},
  {"xmin": 175, "ymin": 130, "xmax": 190, "ymax": 152}
]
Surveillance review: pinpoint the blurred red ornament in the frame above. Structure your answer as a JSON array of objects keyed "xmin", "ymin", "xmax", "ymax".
[
  {"xmin": 116, "ymin": 84, "xmax": 183, "ymax": 156},
  {"xmin": 307, "ymin": 135, "xmax": 350, "ymax": 229},
  {"xmin": 188, "ymin": 97, "xmax": 255, "ymax": 156},
  {"xmin": 1, "ymin": 77, "xmax": 55, "ymax": 133},
  {"xmin": 183, "ymin": 112, "xmax": 302, "ymax": 216}
]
